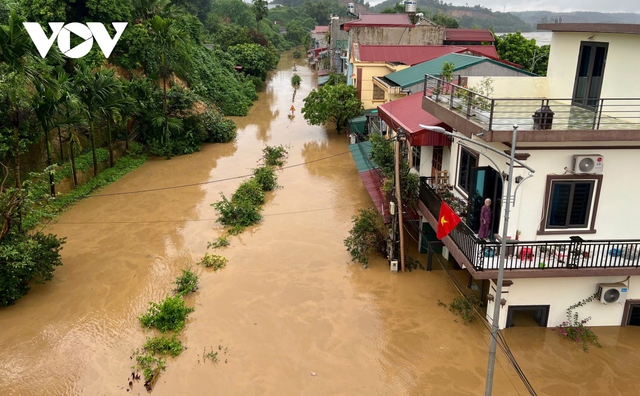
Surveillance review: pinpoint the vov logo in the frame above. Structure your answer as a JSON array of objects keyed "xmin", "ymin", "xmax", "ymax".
[{"xmin": 23, "ymin": 22, "xmax": 128, "ymax": 59}]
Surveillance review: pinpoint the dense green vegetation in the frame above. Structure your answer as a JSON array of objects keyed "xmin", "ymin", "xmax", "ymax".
[
  {"xmin": 374, "ymin": 0, "xmax": 532, "ymax": 32},
  {"xmin": 301, "ymin": 82, "xmax": 364, "ymax": 134},
  {"xmin": 494, "ymin": 32, "xmax": 550, "ymax": 76},
  {"xmin": 212, "ymin": 145, "xmax": 287, "ymax": 235},
  {"xmin": 1, "ymin": 0, "xmax": 339, "ymax": 304},
  {"xmin": 344, "ymin": 207, "xmax": 386, "ymax": 267}
]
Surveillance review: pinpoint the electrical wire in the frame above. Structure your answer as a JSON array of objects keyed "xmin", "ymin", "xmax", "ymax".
[
  {"xmin": 86, "ymin": 150, "xmax": 352, "ymax": 198},
  {"xmin": 398, "ymin": 202, "xmax": 537, "ymax": 395},
  {"xmin": 53, "ymin": 202, "xmax": 371, "ymax": 225}
]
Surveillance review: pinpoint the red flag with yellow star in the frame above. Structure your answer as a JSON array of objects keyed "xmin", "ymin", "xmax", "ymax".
[{"xmin": 437, "ymin": 201, "xmax": 461, "ymax": 239}]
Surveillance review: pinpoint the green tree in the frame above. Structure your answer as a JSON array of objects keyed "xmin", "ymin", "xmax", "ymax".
[
  {"xmin": 252, "ymin": 0, "xmax": 268, "ymax": 32},
  {"xmin": 73, "ymin": 63, "xmax": 122, "ymax": 176},
  {"xmin": 431, "ymin": 13, "xmax": 459, "ymax": 28},
  {"xmin": 343, "ymin": 207, "xmax": 386, "ymax": 267},
  {"xmin": 228, "ymin": 43, "xmax": 278, "ymax": 80},
  {"xmin": 301, "ymin": 83, "xmax": 364, "ymax": 134},
  {"xmin": 149, "ymin": 15, "xmax": 187, "ymax": 158},
  {"xmin": 494, "ymin": 31, "xmax": 539, "ymax": 71}
]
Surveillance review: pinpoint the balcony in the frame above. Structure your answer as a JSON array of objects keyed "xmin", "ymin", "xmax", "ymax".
[
  {"xmin": 418, "ymin": 178, "xmax": 640, "ymax": 279},
  {"xmin": 421, "ymin": 75, "xmax": 640, "ymax": 143}
]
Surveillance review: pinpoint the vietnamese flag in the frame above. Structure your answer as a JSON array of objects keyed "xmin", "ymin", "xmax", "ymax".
[{"xmin": 437, "ymin": 201, "xmax": 461, "ymax": 239}]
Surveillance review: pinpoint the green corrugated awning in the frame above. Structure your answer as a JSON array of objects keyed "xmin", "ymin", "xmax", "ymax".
[
  {"xmin": 385, "ymin": 53, "xmax": 483, "ymax": 88},
  {"xmin": 384, "ymin": 52, "xmax": 537, "ymax": 89},
  {"xmin": 348, "ymin": 115, "xmax": 367, "ymax": 134},
  {"xmin": 348, "ymin": 141, "xmax": 380, "ymax": 172}
]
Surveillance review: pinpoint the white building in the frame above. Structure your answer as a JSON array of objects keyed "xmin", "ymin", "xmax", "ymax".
[{"xmin": 415, "ymin": 23, "xmax": 640, "ymax": 329}]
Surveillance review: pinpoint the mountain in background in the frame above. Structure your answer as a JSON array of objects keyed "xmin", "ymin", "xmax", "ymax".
[
  {"xmin": 369, "ymin": 1, "xmax": 640, "ymax": 32},
  {"xmin": 513, "ymin": 11, "xmax": 640, "ymax": 25}
]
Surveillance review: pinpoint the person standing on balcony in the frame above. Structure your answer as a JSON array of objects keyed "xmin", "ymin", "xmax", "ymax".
[{"xmin": 478, "ymin": 198, "xmax": 492, "ymax": 240}]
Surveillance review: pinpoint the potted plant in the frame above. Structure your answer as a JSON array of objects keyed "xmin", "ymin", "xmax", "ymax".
[
  {"xmin": 438, "ymin": 61, "xmax": 455, "ymax": 104},
  {"xmin": 470, "ymin": 77, "xmax": 493, "ymax": 123}
]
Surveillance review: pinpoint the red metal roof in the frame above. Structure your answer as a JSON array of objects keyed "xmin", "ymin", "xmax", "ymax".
[
  {"xmin": 342, "ymin": 14, "xmax": 412, "ymax": 31},
  {"xmin": 460, "ymin": 45, "xmax": 498, "ymax": 59},
  {"xmin": 313, "ymin": 26, "xmax": 329, "ymax": 34},
  {"xmin": 356, "ymin": 45, "xmax": 500, "ymax": 66},
  {"xmin": 358, "ymin": 45, "xmax": 462, "ymax": 65},
  {"xmin": 359, "ymin": 169, "xmax": 390, "ymax": 223},
  {"xmin": 377, "ymin": 94, "xmax": 451, "ymax": 147},
  {"xmin": 445, "ymin": 29, "xmax": 495, "ymax": 43}
]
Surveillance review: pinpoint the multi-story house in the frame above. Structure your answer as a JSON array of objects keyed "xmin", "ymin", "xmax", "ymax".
[{"xmin": 414, "ymin": 23, "xmax": 640, "ymax": 329}]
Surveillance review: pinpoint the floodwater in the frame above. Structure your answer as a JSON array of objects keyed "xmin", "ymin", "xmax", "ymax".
[{"xmin": 2, "ymin": 52, "xmax": 640, "ymax": 396}]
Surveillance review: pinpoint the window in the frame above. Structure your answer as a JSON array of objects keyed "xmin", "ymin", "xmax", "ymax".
[
  {"xmin": 372, "ymin": 83, "xmax": 385, "ymax": 101},
  {"xmin": 540, "ymin": 175, "xmax": 602, "ymax": 234},
  {"xmin": 457, "ymin": 147, "xmax": 478, "ymax": 195},
  {"xmin": 411, "ymin": 145, "xmax": 421, "ymax": 171}
]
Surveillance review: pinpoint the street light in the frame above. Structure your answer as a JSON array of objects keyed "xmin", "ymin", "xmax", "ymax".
[{"xmin": 420, "ymin": 124, "xmax": 533, "ymax": 395}]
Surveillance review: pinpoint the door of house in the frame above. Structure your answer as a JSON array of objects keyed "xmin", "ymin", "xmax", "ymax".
[
  {"xmin": 506, "ymin": 305, "xmax": 550, "ymax": 327},
  {"xmin": 467, "ymin": 166, "xmax": 502, "ymax": 238},
  {"xmin": 572, "ymin": 41, "xmax": 608, "ymax": 108},
  {"xmin": 622, "ymin": 300, "xmax": 640, "ymax": 326},
  {"xmin": 431, "ymin": 146, "xmax": 443, "ymax": 178}
]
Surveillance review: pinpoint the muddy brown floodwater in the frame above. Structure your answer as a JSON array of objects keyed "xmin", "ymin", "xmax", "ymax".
[{"xmin": 3, "ymin": 52, "xmax": 640, "ymax": 396}]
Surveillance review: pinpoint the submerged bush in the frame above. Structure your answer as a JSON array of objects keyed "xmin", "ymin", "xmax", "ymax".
[
  {"xmin": 173, "ymin": 268, "xmax": 199, "ymax": 296},
  {"xmin": 198, "ymin": 253, "xmax": 227, "ymax": 271},
  {"xmin": 143, "ymin": 334, "xmax": 184, "ymax": 357},
  {"xmin": 343, "ymin": 207, "xmax": 386, "ymax": 267},
  {"xmin": 253, "ymin": 166, "xmax": 278, "ymax": 191},
  {"xmin": 212, "ymin": 193, "xmax": 262, "ymax": 231},
  {"xmin": 232, "ymin": 178, "xmax": 265, "ymax": 206},
  {"xmin": 261, "ymin": 145, "xmax": 288, "ymax": 167},
  {"xmin": 202, "ymin": 109, "xmax": 237, "ymax": 143},
  {"xmin": 0, "ymin": 231, "xmax": 65, "ymax": 306},
  {"xmin": 139, "ymin": 295, "xmax": 195, "ymax": 333}
]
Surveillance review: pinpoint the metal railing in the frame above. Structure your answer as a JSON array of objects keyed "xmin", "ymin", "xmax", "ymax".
[
  {"xmin": 419, "ymin": 178, "xmax": 640, "ymax": 271},
  {"xmin": 423, "ymin": 75, "xmax": 640, "ymax": 132}
]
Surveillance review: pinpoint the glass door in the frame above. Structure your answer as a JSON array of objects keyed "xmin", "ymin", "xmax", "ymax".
[
  {"xmin": 467, "ymin": 166, "xmax": 502, "ymax": 238},
  {"xmin": 573, "ymin": 41, "xmax": 608, "ymax": 108}
]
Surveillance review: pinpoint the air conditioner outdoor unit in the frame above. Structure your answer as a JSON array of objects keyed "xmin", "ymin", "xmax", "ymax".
[
  {"xmin": 573, "ymin": 154, "xmax": 604, "ymax": 174},
  {"xmin": 597, "ymin": 283, "xmax": 628, "ymax": 305},
  {"xmin": 390, "ymin": 260, "xmax": 398, "ymax": 273}
]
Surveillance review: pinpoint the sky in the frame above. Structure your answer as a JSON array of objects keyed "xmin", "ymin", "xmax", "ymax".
[{"xmin": 367, "ymin": 0, "xmax": 639, "ymax": 13}]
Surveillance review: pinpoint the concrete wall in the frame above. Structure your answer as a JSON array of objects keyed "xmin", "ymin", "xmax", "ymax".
[
  {"xmin": 446, "ymin": 137, "xmax": 640, "ymax": 242},
  {"xmin": 357, "ymin": 63, "xmax": 409, "ymax": 109},
  {"xmin": 466, "ymin": 76, "xmax": 549, "ymax": 98},
  {"xmin": 487, "ymin": 276, "xmax": 640, "ymax": 329},
  {"xmin": 546, "ymin": 32, "xmax": 640, "ymax": 99},
  {"xmin": 349, "ymin": 25, "xmax": 445, "ymax": 46}
]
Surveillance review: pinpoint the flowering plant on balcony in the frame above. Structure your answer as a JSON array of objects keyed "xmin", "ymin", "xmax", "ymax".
[
  {"xmin": 555, "ymin": 293, "xmax": 602, "ymax": 352},
  {"xmin": 438, "ymin": 186, "xmax": 468, "ymax": 218}
]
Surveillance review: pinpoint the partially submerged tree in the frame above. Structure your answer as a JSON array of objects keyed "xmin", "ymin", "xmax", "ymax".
[
  {"xmin": 301, "ymin": 83, "xmax": 363, "ymax": 134},
  {"xmin": 344, "ymin": 207, "xmax": 386, "ymax": 267}
]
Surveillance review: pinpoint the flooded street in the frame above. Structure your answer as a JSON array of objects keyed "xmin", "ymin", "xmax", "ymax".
[{"xmin": 2, "ymin": 52, "xmax": 640, "ymax": 395}]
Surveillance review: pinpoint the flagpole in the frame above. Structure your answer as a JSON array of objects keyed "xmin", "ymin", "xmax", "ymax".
[{"xmin": 419, "ymin": 124, "xmax": 530, "ymax": 395}]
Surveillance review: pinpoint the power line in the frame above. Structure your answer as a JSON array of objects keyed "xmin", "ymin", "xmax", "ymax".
[
  {"xmin": 53, "ymin": 202, "xmax": 371, "ymax": 225},
  {"xmin": 87, "ymin": 150, "xmax": 351, "ymax": 198},
  {"xmin": 399, "ymin": 204, "xmax": 536, "ymax": 395}
]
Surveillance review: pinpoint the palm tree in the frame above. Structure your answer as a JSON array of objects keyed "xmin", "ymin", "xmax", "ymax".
[
  {"xmin": 73, "ymin": 63, "xmax": 121, "ymax": 176},
  {"xmin": 252, "ymin": 0, "xmax": 268, "ymax": 32},
  {"xmin": 99, "ymin": 80, "xmax": 136, "ymax": 167},
  {"xmin": 0, "ymin": 10, "xmax": 42, "ymax": 189},
  {"xmin": 149, "ymin": 15, "xmax": 186, "ymax": 158}
]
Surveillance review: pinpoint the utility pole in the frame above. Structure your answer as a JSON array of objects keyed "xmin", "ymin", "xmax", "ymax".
[
  {"xmin": 395, "ymin": 130, "xmax": 406, "ymax": 272},
  {"xmin": 419, "ymin": 124, "xmax": 534, "ymax": 395}
]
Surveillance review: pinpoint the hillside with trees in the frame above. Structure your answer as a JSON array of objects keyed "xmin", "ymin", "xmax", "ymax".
[
  {"xmin": 0, "ymin": 0, "xmax": 330, "ymax": 305},
  {"xmin": 513, "ymin": 11, "xmax": 640, "ymax": 25},
  {"xmin": 372, "ymin": 0, "xmax": 532, "ymax": 32}
]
